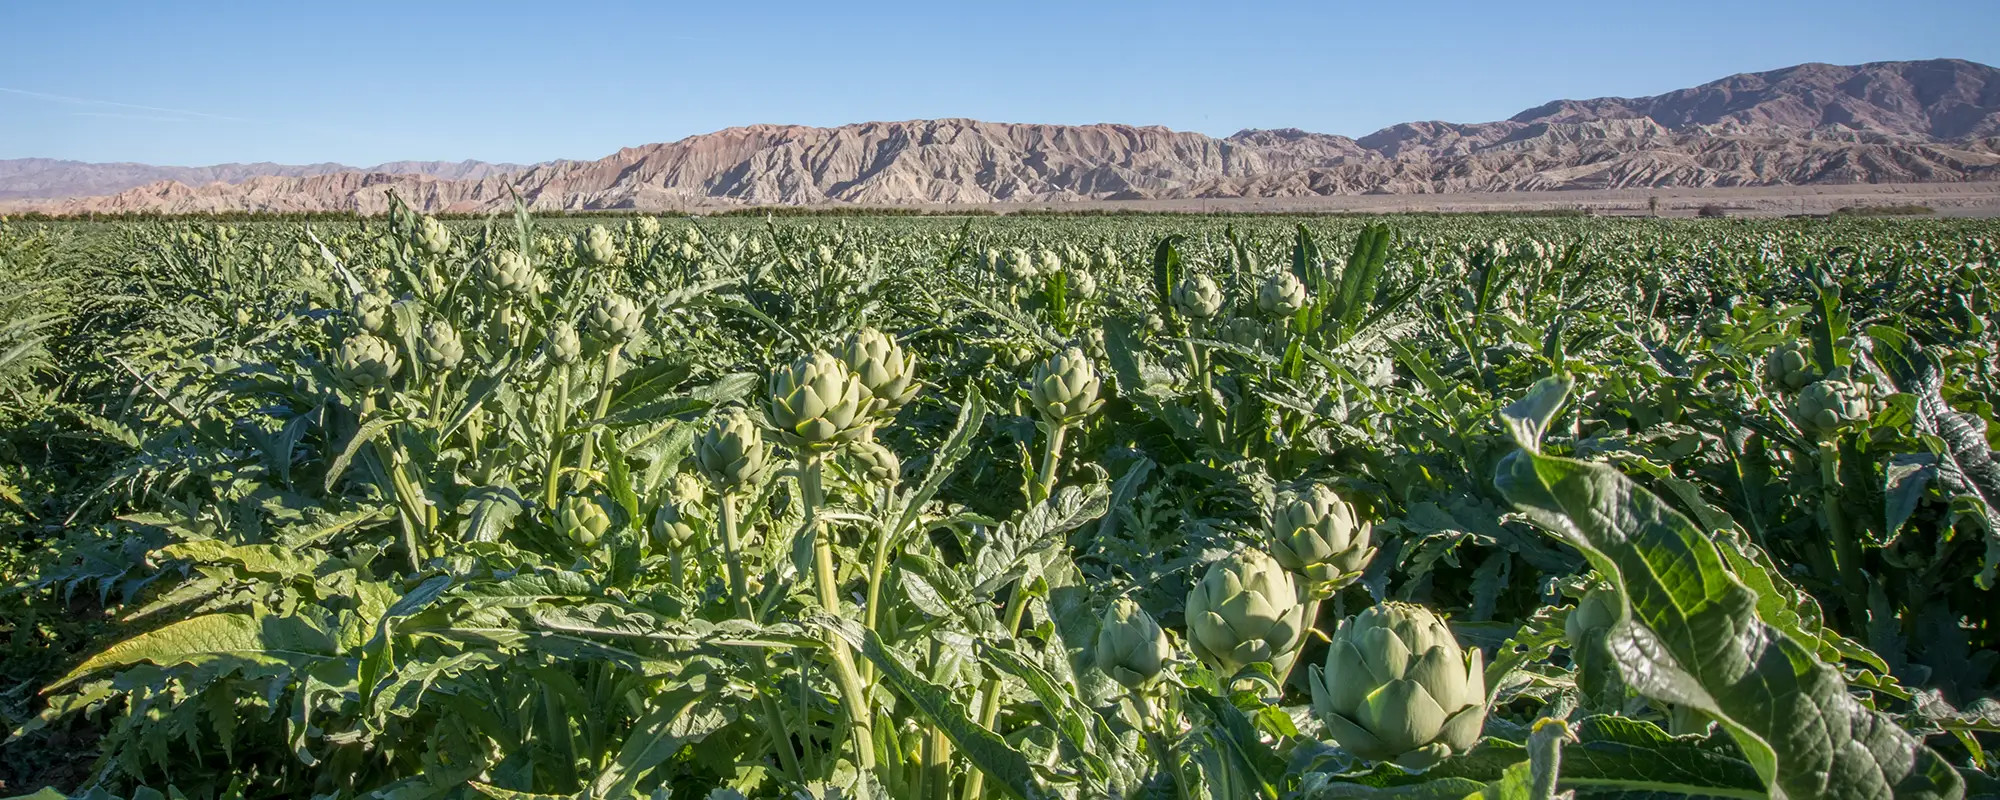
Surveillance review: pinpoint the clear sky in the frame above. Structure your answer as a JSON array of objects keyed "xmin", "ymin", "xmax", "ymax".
[{"xmin": 3, "ymin": 0, "xmax": 1995, "ymax": 167}]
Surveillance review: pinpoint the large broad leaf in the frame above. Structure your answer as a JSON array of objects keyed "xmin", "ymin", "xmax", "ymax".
[
  {"xmin": 49, "ymin": 612, "xmax": 338, "ymax": 690},
  {"xmin": 1871, "ymin": 326, "xmax": 2000, "ymax": 588},
  {"xmin": 1493, "ymin": 377, "xmax": 1963, "ymax": 800}
]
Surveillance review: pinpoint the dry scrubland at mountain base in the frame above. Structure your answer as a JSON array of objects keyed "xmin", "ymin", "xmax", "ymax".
[
  {"xmin": 6, "ymin": 58, "xmax": 2000, "ymax": 214},
  {"xmin": 2, "ymin": 209, "xmax": 1999, "ymax": 798}
]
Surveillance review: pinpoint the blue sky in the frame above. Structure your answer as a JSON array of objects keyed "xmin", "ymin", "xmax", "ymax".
[{"xmin": 3, "ymin": 0, "xmax": 1995, "ymax": 166}]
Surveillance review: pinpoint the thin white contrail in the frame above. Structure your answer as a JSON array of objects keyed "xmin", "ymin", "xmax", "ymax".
[{"xmin": 0, "ymin": 86, "xmax": 252, "ymax": 122}]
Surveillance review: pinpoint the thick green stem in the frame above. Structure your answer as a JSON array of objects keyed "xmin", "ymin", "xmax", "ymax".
[
  {"xmin": 720, "ymin": 494, "xmax": 752, "ymax": 617},
  {"xmin": 1817, "ymin": 441, "xmax": 1869, "ymax": 629},
  {"xmin": 802, "ymin": 454, "xmax": 877, "ymax": 771},
  {"xmin": 1033, "ymin": 423, "xmax": 1067, "ymax": 505},
  {"xmin": 920, "ymin": 637, "xmax": 954, "ymax": 800},
  {"xmin": 962, "ymin": 583, "xmax": 1032, "ymax": 800},
  {"xmin": 544, "ymin": 364, "xmax": 571, "ymax": 510},
  {"xmin": 573, "ymin": 343, "xmax": 624, "ymax": 490}
]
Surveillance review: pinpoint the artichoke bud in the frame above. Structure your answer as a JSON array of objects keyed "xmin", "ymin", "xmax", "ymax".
[
  {"xmin": 650, "ymin": 501, "xmax": 696, "ymax": 546},
  {"xmin": 1267, "ymin": 485, "xmax": 1375, "ymax": 595},
  {"xmin": 1027, "ymin": 347, "xmax": 1104, "ymax": 425},
  {"xmin": 1095, "ymin": 245, "xmax": 1120, "ymax": 271},
  {"xmin": 579, "ymin": 225, "xmax": 622, "ymax": 266},
  {"xmin": 695, "ymin": 409, "xmax": 766, "ymax": 491},
  {"xmin": 1002, "ymin": 248, "xmax": 1038, "ymax": 283},
  {"xmin": 1038, "ymin": 249, "xmax": 1062, "ymax": 275},
  {"xmin": 850, "ymin": 439, "xmax": 902, "ymax": 484},
  {"xmin": 636, "ymin": 216, "xmax": 662, "ymax": 238},
  {"xmin": 337, "ymin": 333, "xmax": 402, "ymax": 393},
  {"xmin": 839, "ymin": 327, "xmax": 921, "ymax": 417},
  {"xmin": 1219, "ymin": 317, "xmax": 1265, "ymax": 350},
  {"xmin": 417, "ymin": 320, "xmax": 464, "ymax": 370},
  {"xmin": 1257, "ymin": 271, "xmax": 1308, "ymax": 318},
  {"xmin": 1564, "ymin": 586, "xmax": 1620, "ymax": 649},
  {"xmin": 351, "ymin": 291, "xmax": 392, "ymax": 333},
  {"xmin": 482, "ymin": 251, "xmax": 539, "ymax": 302},
  {"xmin": 768, "ymin": 351, "xmax": 873, "ymax": 451},
  {"xmin": 1068, "ymin": 268, "xmax": 1098, "ymax": 300},
  {"xmin": 1310, "ymin": 602, "xmax": 1488, "ymax": 767},
  {"xmin": 1185, "ymin": 549, "xmax": 1308, "ymax": 677},
  {"xmin": 1794, "ymin": 379, "xmax": 1869, "ymax": 438},
  {"xmin": 558, "ymin": 496, "xmax": 613, "ymax": 548},
  {"xmin": 1764, "ymin": 341, "xmax": 1817, "ymax": 391},
  {"xmin": 1094, "ymin": 598, "xmax": 1171, "ymax": 689},
  {"xmin": 548, "ymin": 323, "xmax": 583, "ymax": 365},
  {"xmin": 1173, "ymin": 275, "xmax": 1223, "ymax": 320},
  {"xmin": 414, "ymin": 216, "xmax": 452, "ymax": 255},
  {"xmin": 586, "ymin": 294, "xmax": 643, "ymax": 345}
]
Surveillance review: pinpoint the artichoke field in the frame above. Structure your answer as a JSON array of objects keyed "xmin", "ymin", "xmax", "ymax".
[{"xmin": 0, "ymin": 206, "xmax": 1997, "ymax": 799}]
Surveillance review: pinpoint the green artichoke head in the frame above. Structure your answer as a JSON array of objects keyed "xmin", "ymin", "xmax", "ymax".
[
  {"xmin": 1219, "ymin": 317, "xmax": 1266, "ymax": 350},
  {"xmin": 1310, "ymin": 602, "xmax": 1488, "ymax": 768},
  {"xmin": 695, "ymin": 409, "xmax": 766, "ymax": 491},
  {"xmin": 417, "ymin": 320, "xmax": 464, "ymax": 370},
  {"xmin": 1094, "ymin": 598, "xmax": 1171, "ymax": 689},
  {"xmin": 651, "ymin": 500, "xmax": 696, "ymax": 546},
  {"xmin": 337, "ymin": 333, "xmax": 402, "ymax": 393},
  {"xmin": 1068, "ymin": 268, "xmax": 1098, "ymax": 300},
  {"xmin": 1257, "ymin": 271, "xmax": 1308, "ymax": 318},
  {"xmin": 580, "ymin": 225, "xmax": 622, "ymax": 267},
  {"xmin": 1764, "ymin": 341, "xmax": 1817, "ymax": 391},
  {"xmin": 548, "ymin": 323, "xmax": 583, "ymax": 365},
  {"xmin": 587, "ymin": 294, "xmax": 643, "ymax": 346},
  {"xmin": 1267, "ymin": 485, "xmax": 1375, "ymax": 595},
  {"xmin": 768, "ymin": 351, "xmax": 873, "ymax": 451},
  {"xmin": 1027, "ymin": 347, "xmax": 1104, "ymax": 426},
  {"xmin": 850, "ymin": 439, "xmax": 902, "ymax": 485},
  {"xmin": 1185, "ymin": 549, "xmax": 1308, "ymax": 677},
  {"xmin": 839, "ymin": 327, "xmax": 920, "ymax": 416},
  {"xmin": 415, "ymin": 216, "xmax": 452, "ymax": 256},
  {"xmin": 558, "ymin": 495, "xmax": 613, "ymax": 548},
  {"xmin": 1564, "ymin": 585, "xmax": 1620, "ymax": 649},
  {"xmin": 1794, "ymin": 379, "xmax": 1870, "ymax": 438},
  {"xmin": 1173, "ymin": 275, "xmax": 1224, "ymax": 320},
  {"xmin": 351, "ymin": 291, "xmax": 392, "ymax": 334},
  {"xmin": 1002, "ymin": 248, "xmax": 1039, "ymax": 282},
  {"xmin": 483, "ymin": 251, "xmax": 539, "ymax": 302}
]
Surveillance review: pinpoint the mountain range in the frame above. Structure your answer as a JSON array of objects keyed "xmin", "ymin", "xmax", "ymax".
[{"xmin": 7, "ymin": 58, "xmax": 2000, "ymax": 214}]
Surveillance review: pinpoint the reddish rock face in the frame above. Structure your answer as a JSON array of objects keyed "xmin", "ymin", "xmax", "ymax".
[{"xmin": 10, "ymin": 59, "xmax": 2000, "ymax": 214}]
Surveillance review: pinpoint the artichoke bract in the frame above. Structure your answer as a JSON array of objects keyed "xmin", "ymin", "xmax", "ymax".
[
  {"xmin": 417, "ymin": 320, "xmax": 464, "ymax": 370},
  {"xmin": 580, "ymin": 225, "xmax": 622, "ymax": 267},
  {"xmin": 414, "ymin": 216, "xmax": 452, "ymax": 256},
  {"xmin": 351, "ymin": 291, "xmax": 392, "ymax": 334},
  {"xmin": 1173, "ymin": 275, "xmax": 1224, "ymax": 320},
  {"xmin": 1185, "ymin": 550, "xmax": 1309, "ymax": 677},
  {"xmin": 1068, "ymin": 268, "xmax": 1098, "ymax": 301},
  {"xmin": 1267, "ymin": 485, "xmax": 1375, "ymax": 594},
  {"xmin": 695, "ymin": 409, "xmax": 765, "ymax": 491},
  {"xmin": 1027, "ymin": 347, "xmax": 1104, "ymax": 426},
  {"xmin": 768, "ymin": 351, "xmax": 873, "ymax": 451},
  {"xmin": 1258, "ymin": 271, "xmax": 1308, "ymax": 319},
  {"xmin": 587, "ymin": 294, "xmax": 643, "ymax": 345},
  {"xmin": 1564, "ymin": 586, "xmax": 1620, "ymax": 648},
  {"xmin": 1765, "ymin": 341, "xmax": 1817, "ymax": 391},
  {"xmin": 1795, "ymin": 379, "xmax": 1870, "ymax": 438},
  {"xmin": 1094, "ymin": 598, "xmax": 1171, "ymax": 689},
  {"xmin": 337, "ymin": 334, "xmax": 402, "ymax": 393},
  {"xmin": 1310, "ymin": 602, "xmax": 1488, "ymax": 767},
  {"xmin": 559, "ymin": 496, "xmax": 613, "ymax": 548},
  {"xmin": 839, "ymin": 327, "xmax": 920, "ymax": 415}
]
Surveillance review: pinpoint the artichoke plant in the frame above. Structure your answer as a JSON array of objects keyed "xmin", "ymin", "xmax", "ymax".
[
  {"xmin": 839, "ymin": 327, "xmax": 920, "ymax": 416},
  {"xmin": 587, "ymin": 294, "xmax": 643, "ymax": 345},
  {"xmin": 1794, "ymin": 379, "xmax": 1870, "ymax": 438},
  {"xmin": 351, "ymin": 291, "xmax": 392, "ymax": 334},
  {"xmin": 1257, "ymin": 271, "xmax": 1308, "ymax": 319},
  {"xmin": 651, "ymin": 501, "xmax": 695, "ymax": 546},
  {"xmin": 337, "ymin": 334, "xmax": 401, "ymax": 393},
  {"xmin": 1219, "ymin": 317, "xmax": 1265, "ymax": 350},
  {"xmin": 1173, "ymin": 275, "xmax": 1223, "ymax": 320},
  {"xmin": 1309, "ymin": 602, "xmax": 1488, "ymax": 767},
  {"xmin": 1266, "ymin": 485, "xmax": 1375, "ymax": 594},
  {"xmin": 1094, "ymin": 598, "xmax": 1171, "ymax": 690},
  {"xmin": 768, "ymin": 351, "xmax": 873, "ymax": 451},
  {"xmin": 695, "ymin": 409, "xmax": 766, "ymax": 491},
  {"xmin": 1027, "ymin": 347, "xmax": 1104, "ymax": 426},
  {"xmin": 559, "ymin": 496, "xmax": 613, "ymax": 548},
  {"xmin": 1002, "ymin": 248, "xmax": 1039, "ymax": 283},
  {"xmin": 417, "ymin": 320, "xmax": 464, "ymax": 370},
  {"xmin": 1185, "ymin": 549, "xmax": 1309, "ymax": 677},
  {"xmin": 1069, "ymin": 268, "xmax": 1098, "ymax": 301}
]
